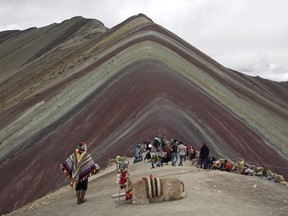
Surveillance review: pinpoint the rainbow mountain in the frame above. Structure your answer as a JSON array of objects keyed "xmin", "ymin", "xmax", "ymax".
[{"xmin": 0, "ymin": 14, "xmax": 287, "ymax": 215}]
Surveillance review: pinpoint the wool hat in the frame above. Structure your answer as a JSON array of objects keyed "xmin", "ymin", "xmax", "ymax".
[{"xmin": 78, "ymin": 142, "xmax": 87, "ymax": 151}]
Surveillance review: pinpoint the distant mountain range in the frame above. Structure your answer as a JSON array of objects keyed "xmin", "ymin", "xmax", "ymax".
[{"xmin": 0, "ymin": 14, "xmax": 287, "ymax": 215}]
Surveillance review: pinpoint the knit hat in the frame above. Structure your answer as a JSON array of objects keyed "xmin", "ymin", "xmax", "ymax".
[{"xmin": 78, "ymin": 142, "xmax": 87, "ymax": 151}]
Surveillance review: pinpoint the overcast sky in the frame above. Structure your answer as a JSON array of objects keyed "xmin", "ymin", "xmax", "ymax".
[{"xmin": 1, "ymin": 0, "xmax": 287, "ymax": 82}]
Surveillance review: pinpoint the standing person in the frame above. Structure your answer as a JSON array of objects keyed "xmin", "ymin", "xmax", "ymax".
[
  {"xmin": 144, "ymin": 143, "xmax": 152, "ymax": 162},
  {"xmin": 153, "ymin": 137, "xmax": 161, "ymax": 149},
  {"xmin": 162, "ymin": 141, "xmax": 171, "ymax": 165},
  {"xmin": 60, "ymin": 142, "xmax": 96, "ymax": 204},
  {"xmin": 171, "ymin": 139, "xmax": 178, "ymax": 166},
  {"xmin": 133, "ymin": 142, "xmax": 143, "ymax": 163},
  {"xmin": 177, "ymin": 141, "xmax": 186, "ymax": 166},
  {"xmin": 150, "ymin": 145, "xmax": 157, "ymax": 168},
  {"xmin": 199, "ymin": 142, "xmax": 209, "ymax": 169},
  {"xmin": 185, "ymin": 144, "xmax": 191, "ymax": 160}
]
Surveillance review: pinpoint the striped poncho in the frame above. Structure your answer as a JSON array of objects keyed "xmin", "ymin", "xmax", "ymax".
[{"xmin": 60, "ymin": 150, "xmax": 96, "ymax": 187}]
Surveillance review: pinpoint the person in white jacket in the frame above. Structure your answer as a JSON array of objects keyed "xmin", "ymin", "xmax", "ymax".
[{"xmin": 177, "ymin": 141, "xmax": 186, "ymax": 166}]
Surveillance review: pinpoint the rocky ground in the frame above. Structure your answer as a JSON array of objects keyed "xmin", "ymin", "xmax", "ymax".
[{"xmin": 5, "ymin": 158, "xmax": 288, "ymax": 216}]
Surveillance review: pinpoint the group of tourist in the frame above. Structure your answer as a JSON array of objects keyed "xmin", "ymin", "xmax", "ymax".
[
  {"xmin": 58, "ymin": 136, "xmax": 232, "ymax": 205},
  {"xmin": 133, "ymin": 136, "xmax": 235, "ymax": 173},
  {"xmin": 59, "ymin": 136, "xmax": 285, "ymax": 206},
  {"xmin": 133, "ymin": 136, "xmax": 187, "ymax": 168},
  {"xmin": 133, "ymin": 136, "xmax": 214, "ymax": 169}
]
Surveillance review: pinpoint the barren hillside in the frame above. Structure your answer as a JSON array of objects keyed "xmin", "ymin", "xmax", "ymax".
[{"xmin": 0, "ymin": 14, "xmax": 287, "ymax": 215}]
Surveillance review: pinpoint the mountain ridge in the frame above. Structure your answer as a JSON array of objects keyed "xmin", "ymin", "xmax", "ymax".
[
  {"xmin": 4, "ymin": 159, "xmax": 288, "ymax": 216},
  {"xmin": 0, "ymin": 14, "xmax": 287, "ymax": 215}
]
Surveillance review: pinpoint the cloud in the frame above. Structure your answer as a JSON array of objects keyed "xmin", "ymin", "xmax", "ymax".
[{"xmin": 0, "ymin": 0, "xmax": 287, "ymax": 81}]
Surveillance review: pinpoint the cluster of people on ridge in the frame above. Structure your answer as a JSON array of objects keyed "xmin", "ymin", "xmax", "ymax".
[
  {"xmin": 134, "ymin": 136, "xmax": 188, "ymax": 168},
  {"xmin": 133, "ymin": 135, "xmax": 233, "ymax": 172},
  {"xmin": 59, "ymin": 138, "xmax": 285, "ymax": 205},
  {"xmin": 134, "ymin": 136, "xmax": 285, "ymax": 184}
]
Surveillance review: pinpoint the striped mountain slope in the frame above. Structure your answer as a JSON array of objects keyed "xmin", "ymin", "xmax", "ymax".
[{"xmin": 0, "ymin": 14, "xmax": 287, "ymax": 214}]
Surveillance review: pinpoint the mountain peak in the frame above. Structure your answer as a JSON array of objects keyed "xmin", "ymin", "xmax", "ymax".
[{"xmin": 0, "ymin": 14, "xmax": 287, "ymax": 215}]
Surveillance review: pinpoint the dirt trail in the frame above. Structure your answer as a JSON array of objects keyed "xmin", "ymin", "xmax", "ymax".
[{"xmin": 5, "ymin": 159, "xmax": 288, "ymax": 216}]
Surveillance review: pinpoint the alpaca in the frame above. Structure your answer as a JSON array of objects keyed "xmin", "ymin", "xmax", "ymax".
[{"xmin": 126, "ymin": 177, "xmax": 186, "ymax": 204}]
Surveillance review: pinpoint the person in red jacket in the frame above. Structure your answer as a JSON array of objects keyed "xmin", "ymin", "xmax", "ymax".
[
  {"xmin": 223, "ymin": 159, "xmax": 232, "ymax": 172},
  {"xmin": 191, "ymin": 147, "xmax": 197, "ymax": 159},
  {"xmin": 185, "ymin": 144, "xmax": 191, "ymax": 160}
]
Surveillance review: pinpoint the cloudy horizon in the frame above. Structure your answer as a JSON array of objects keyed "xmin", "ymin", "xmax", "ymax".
[{"xmin": 1, "ymin": 0, "xmax": 287, "ymax": 82}]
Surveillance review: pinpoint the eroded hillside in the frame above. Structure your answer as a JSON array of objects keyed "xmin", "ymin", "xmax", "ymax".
[{"xmin": 0, "ymin": 14, "xmax": 287, "ymax": 215}]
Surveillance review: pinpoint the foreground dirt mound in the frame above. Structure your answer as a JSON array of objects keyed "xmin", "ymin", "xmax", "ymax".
[{"xmin": 5, "ymin": 159, "xmax": 288, "ymax": 216}]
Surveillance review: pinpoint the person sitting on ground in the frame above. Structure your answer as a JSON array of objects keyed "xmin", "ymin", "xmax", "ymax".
[
  {"xmin": 191, "ymin": 147, "xmax": 197, "ymax": 160},
  {"xmin": 222, "ymin": 159, "xmax": 232, "ymax": 172},
  {"xmin": 211, "ymin": 159, "xmax": 221, "ymax": 170},
  {"xmin": 261, "ymin": 169, "xmax": 272, "ymax": 180},
  {"xmin": 151, "ymin": 145, "xmax": 163, "ymax": 168},
  {"xmin": 208, "ymin": 156, "xmax": 216, "ymax": 169}
]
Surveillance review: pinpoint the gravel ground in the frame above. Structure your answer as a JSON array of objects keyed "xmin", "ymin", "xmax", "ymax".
[{"xmin": 6, "ymin": 158, "xmax": 288, "ymax": 216}]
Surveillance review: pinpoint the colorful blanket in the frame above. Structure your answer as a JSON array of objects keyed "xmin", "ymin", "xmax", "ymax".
[
  {"xmin": 144, "ymin": 177, "xmax": 163, "ymax": 198},
  {"xmin": 60, "ymin": 150, "xmax": 96, "ymax": 187}
]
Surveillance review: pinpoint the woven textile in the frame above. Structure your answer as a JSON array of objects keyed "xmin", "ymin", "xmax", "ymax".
[
  {"xmin": 144, "ymin": 177, "xmax": 163, "ymax": 198},
  {"xmin": 60, "ymin": 150, "xmax": 95, "ymax": 187}
]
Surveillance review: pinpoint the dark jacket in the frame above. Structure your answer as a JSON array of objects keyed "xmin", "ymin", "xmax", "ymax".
[
  {"xmin": 200, "ymin": 145, "xmax": 209, "ymax": 158},
  {"xmin": 171, "ymin": 143, "xmax": 178, "ymax": 153}
]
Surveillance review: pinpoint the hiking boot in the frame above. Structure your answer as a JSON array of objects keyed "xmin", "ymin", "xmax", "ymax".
[
  {"xmin": 80, "ymin": 190, "xmax": 87, "ymax": 203},
  {"xmin": 76, "ymin": 191, "xmax": 81, "ymax": 204}
]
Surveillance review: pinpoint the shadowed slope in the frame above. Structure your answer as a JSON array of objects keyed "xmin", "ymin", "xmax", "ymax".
[{"xmin": 0, "ymin": 14, "xmax": 287, "ymax": 215}]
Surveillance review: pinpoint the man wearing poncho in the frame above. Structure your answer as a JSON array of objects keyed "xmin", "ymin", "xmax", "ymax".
[{"xmin": 60, "ymin": 142, "xmax": 96, "ymax": 204}]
